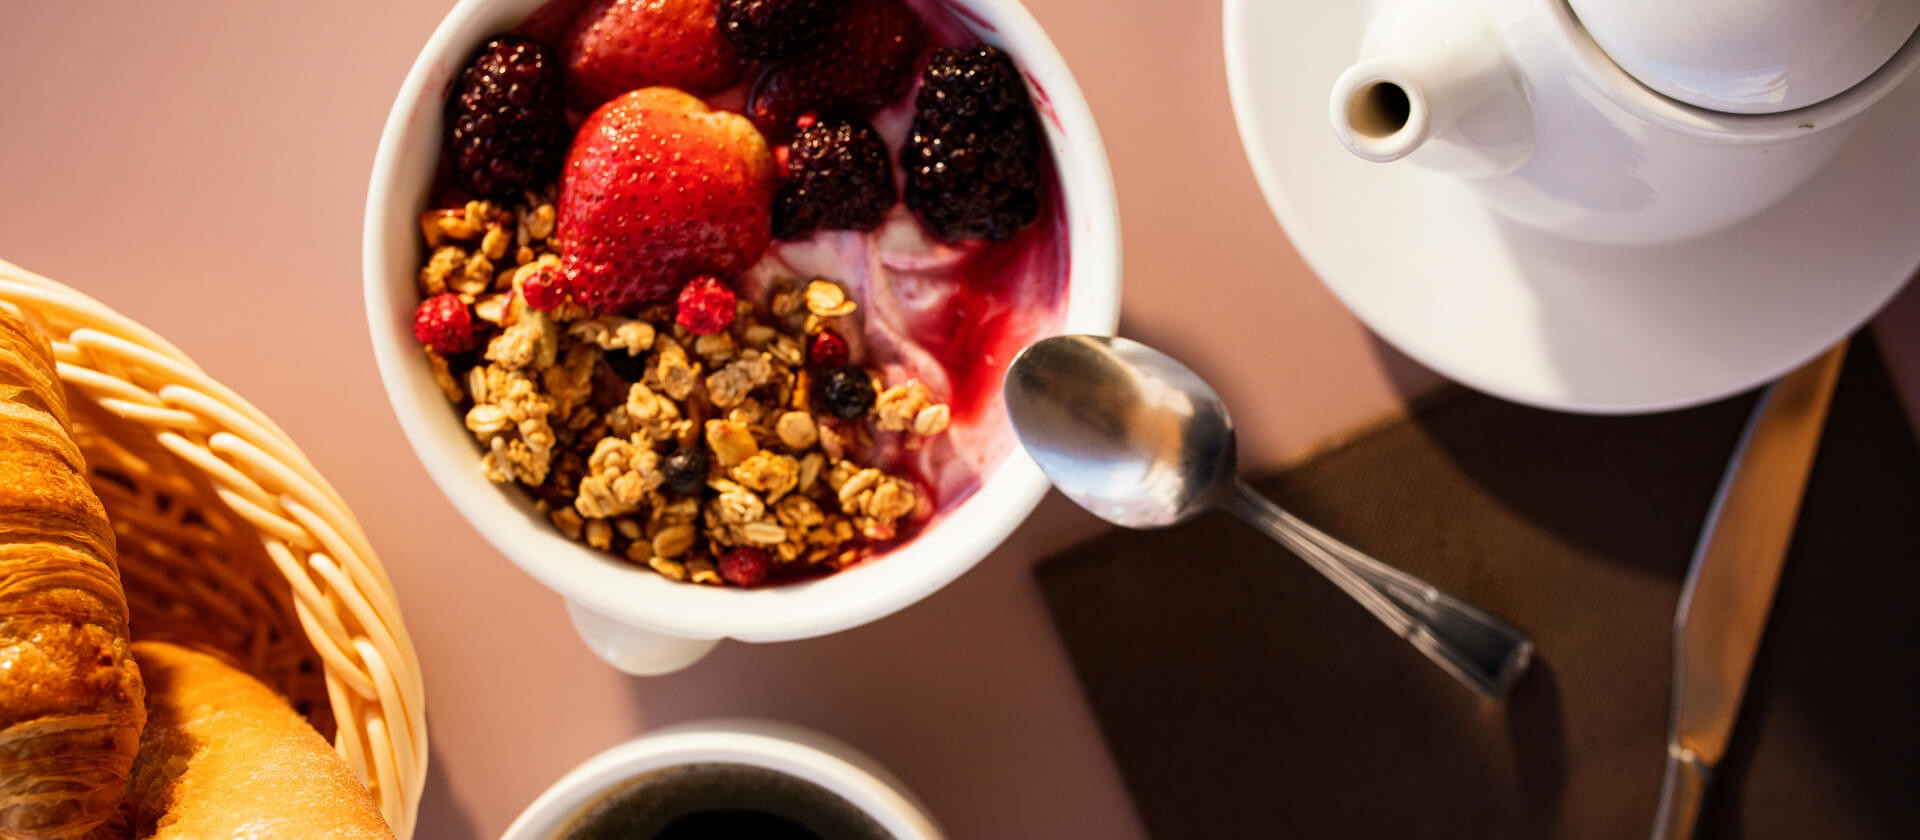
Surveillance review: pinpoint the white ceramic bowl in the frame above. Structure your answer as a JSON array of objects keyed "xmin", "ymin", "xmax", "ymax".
[
  {"xmin": 502, "ymin": 719, "xmax": 943, "ymax": 840},
  {"xmin": 364, "ymin": 0, "xmax": 1119, "ymax": 674}
]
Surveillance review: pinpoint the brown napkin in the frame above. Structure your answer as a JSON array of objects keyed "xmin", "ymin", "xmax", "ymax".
[{"xmin": 1036, "ymin": 335, "xmax": 1920, "ymax": 839}]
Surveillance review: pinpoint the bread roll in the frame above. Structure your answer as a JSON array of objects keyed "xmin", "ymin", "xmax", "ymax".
[
  {"xmin": 123, "ymin": 642, "xmax": 393, "ymax": 840},
  {"xmin": 0, "ymin": 308, "xmax": 145, "ymax": 840}
]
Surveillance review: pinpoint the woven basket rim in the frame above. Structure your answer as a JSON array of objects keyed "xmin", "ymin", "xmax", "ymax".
[{"xmin": 0, "ymin": 257, "xmax": 428, "ymax": 839}]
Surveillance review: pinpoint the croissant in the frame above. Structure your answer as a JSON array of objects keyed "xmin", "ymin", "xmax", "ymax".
[{"xmin": 0, "ymin": 308, "xmax": 145, "ymax": 839}]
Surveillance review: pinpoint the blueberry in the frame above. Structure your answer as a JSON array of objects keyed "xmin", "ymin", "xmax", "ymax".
[
  {"xmin": 661, "ymin": 447, "xmax": 709, "ymax": 496},
  {"xmin": 815, "ymin": 366, "xmax": 876, "ymax": 419}
]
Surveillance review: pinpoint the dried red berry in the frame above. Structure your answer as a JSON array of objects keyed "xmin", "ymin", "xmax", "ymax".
[
  {"xmin": 808, "ymin": 330, "xmax": 849, "ymax": 367},
  {"xmin": 675, "ymin": 276, "xmax": 738, "ymax": 335},
  {"xmin": 719, "ymin": 547, "xmax": 771, "ymax": 586},
  {"xmin": 521, "ymin": 264, "xmax": 566, "ymax": 311},
  {"xmin": 413, "ymin": 293, "xmax": 477, "ymax": 353}
]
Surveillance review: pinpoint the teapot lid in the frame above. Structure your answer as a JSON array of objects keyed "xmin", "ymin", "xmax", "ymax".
[{"xmin": 1568, "ymin": 0, "xmax": 1920, "ymax": 114}]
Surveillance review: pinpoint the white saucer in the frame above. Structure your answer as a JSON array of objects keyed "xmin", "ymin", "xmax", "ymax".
[{"xmin": 1223, "ymin": 0, "xmax": 1920, "ymax": 413}]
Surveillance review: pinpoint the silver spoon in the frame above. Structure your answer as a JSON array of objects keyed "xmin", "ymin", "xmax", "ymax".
[{"xmin": 1005, "ymin": 335, "xmax": 1533, "ymax": 696}]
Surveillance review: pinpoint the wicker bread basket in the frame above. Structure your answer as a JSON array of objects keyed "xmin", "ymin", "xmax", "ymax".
[{"xmin": 0, "ymin": 258, "xmax": 426, "ymax": 838}]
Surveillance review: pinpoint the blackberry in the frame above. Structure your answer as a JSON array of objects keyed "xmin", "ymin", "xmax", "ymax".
[
  {"xmin": 772, "ymin": 117, "xmax": 896, "ymax": 239},
  {"xmin": 446, "ymin": 36, "xmax": 569, "ymax": 200},
  {"xmin": 717, "ymin": 0, "xmax": 843, "ymax": 61},
  {"xmin": 903, "ymin": 110, "xmax": 1041, "ymax": 241},
  {"xmin": 814, "ymin": 365, "xmax": 875, "ymax": 419},
  {"xmin": 902, "ymin": 46, "xmax": 1044, "ymax": 242},
  {"xmin": 917, "ymin": 44, "xmax": 1024, "ymax": 119},
  {"xmin": 603, "ymin": 348, "xmax": 648, "ymax": 381},
  {"xmin": 661, "ymin": 447, "xmax": 710, "ymax": 496}
]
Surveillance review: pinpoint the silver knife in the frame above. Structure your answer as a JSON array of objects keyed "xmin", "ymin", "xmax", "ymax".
[{"xmin": 1651, "ymin": 341, "xmax": 1848, "ymax": 840}]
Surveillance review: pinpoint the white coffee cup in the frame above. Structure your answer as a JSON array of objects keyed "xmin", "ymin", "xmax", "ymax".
[
  {"xmin": 363, "ymin": 0, "xmax": 1120, "ymax": 674},
  {"xmin": 502, "ymin": 719, "xmax": 944, "ymax": 840}
]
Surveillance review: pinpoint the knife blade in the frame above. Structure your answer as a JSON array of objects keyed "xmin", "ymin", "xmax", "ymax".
[{"xmin": 1650, "ymin": 341, "xmax": 1847, "ymax": 840}]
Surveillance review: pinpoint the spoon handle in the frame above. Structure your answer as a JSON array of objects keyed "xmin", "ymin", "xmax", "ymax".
[{"xmin": 1226, "ymin": 481, "xmax": 1534, "ymax": 697}]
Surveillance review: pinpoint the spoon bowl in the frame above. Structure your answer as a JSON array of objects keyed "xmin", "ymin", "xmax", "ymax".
[{"xmin": 1005, "ymin": 335, "xmax": 1234, "ymax": 528}]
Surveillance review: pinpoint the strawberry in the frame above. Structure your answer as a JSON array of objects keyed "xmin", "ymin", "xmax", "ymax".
[
  {"xmin": 745, "ymin": 0, "xmax": 928, "ymax": 139},
  {"xmin": 556, "ymin": 88, "xmax": 776, "ymax": 312},
  {"xmin": 563, "ymin": 0, "xmax": 746, "ymax": 107}
]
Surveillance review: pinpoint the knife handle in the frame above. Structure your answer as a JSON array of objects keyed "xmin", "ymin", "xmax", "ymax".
[{"xmin": 1651, "ymin": 745, "xmax": 1709, "ymax": 840}]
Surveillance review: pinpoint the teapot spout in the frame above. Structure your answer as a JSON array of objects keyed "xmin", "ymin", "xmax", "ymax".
[{"xmin": 1330, "ymin": 0, "xmax": 1532, "ymax": 177}]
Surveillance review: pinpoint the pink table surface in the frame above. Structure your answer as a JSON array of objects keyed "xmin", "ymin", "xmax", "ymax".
[{"xmin": 4, "ymin": 2, "xmax": 1918, "ymax": 838}]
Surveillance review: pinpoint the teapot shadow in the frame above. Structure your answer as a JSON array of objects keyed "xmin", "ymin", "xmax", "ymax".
[{"xmin": 1366, "ymin": 327, "xmax": 1754, "ymax": 574}]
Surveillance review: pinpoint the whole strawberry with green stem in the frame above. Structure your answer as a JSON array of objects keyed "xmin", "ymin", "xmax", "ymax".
[{"xmin": 556, "ymin": 87, "xmax": 777, "ymax": 313}]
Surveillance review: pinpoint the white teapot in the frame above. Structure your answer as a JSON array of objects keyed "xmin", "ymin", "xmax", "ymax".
[{"xmin": 1329, "ymin": 0, "xmax": 1920, "ymax": 244}]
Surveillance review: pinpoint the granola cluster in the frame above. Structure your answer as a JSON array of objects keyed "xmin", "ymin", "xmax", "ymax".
[{"xmin": 415, "ymin": 191, "xmax": 951, "ymax": 586}]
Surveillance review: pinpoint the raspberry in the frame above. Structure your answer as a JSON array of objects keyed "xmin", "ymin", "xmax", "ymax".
[
  {"xmin": 903, "ymin": 46, "xmax": 1044, "ymax": 242},
  {"xmin": 675, "ymin": 276, "xmax": 738, "ymax": 335},
  {"xmin": 814, "ymin": 365, "xmax": 875, "ymax": 418},
  {"xmin": 603, "ymin": 348, "xmax": 648, "ymax": 381},
  {"xmin": 446, "ymin": 36, "xmax": 570, "ymax": 200},
  {"xmin": 717, "ymin": 0, "xmax": 843, "ymax": 61},
  {"xmin": 718, "ymin": 547, "xmax": 771, "ymax": 586},
  {"xmin": 808, "ymin": 330, "xmax": 849, "ymax": 368},
  {"xmin": 520, "ymin": 264, "xmax": 566, "ymax": 311},
  {"xmin": 772, "ymin": 117, "xmax": 896, "ymax": 239},
  {"xmin": 661, "ymin": 446, "xmax": 710, "ymax": 495},
  {"xmin": 413, "ymin": 293, "xmax": 477, "ymax": 354}
]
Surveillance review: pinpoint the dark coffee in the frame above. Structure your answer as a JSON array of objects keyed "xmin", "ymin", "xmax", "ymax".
[
  {"xmin": 561, "ymin": 763, "xmax": 895, "ymax": 840},
  {"xmin": 651, "ymin": 809, "xmax": 822, "ymax": 839}
]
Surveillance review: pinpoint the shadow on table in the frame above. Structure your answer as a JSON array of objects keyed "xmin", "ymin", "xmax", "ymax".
[
  {"xmin": 1375, "ymin": 330, "xmax": 1920, "ymax": 837},
  {"xmin": 1035, "ymin": 333, "xmax": 1920, "ymax": 838},
  {"xmin": 413, "ymin": 738, "xmax": 482, "ymax": 840},
  {"xmin": 1035, "ymin": 484, "xmax": 1576, "ymax": 838},
  {"xmin": 1690, "ymin": 333, "xmax": 1920, "ymax": 839},
  {"xmin": 1364, "ymin": 331, "xmax": 1753, "ymax": 573}
]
